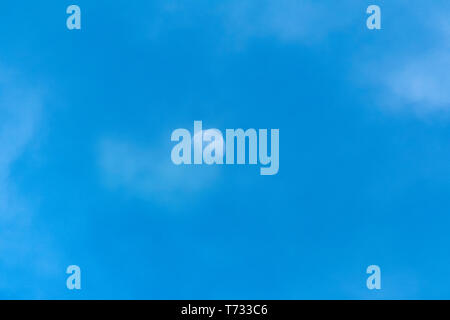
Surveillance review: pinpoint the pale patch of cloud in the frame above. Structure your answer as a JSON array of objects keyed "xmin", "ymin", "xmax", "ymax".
[
  {"xmin": 146, "ymin": 0, "xmax": 359, "ymax": 47},
  {"xmin": 0, "ymin": 68, "xmax": 43, "ymax": 216},
  {"xmin": 0, "ymin": 73, "xmax": 41, "ymax": 218},
  {"xmin": 98, "ymin": 138, "xmax": 222, "ymax": 208},
  {"xmin": 219, "ymin": 0, "xmax": 357, "ymax": 45},
  {"xmin": 361, "ymin": 2, "xmax": 450, "ymax": 116},
  {"xmin": 0, "ymin": 65, "xmax": 60, "ymax": 297},
  {"xmin": 385, "ymin": 52, "xmax": 450, "ymax": 112}
]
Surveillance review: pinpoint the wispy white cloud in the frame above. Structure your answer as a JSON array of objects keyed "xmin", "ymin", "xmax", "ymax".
[
  {"xmin": 219, "ymin": 0, "xmax": 357, "ymax": 45},
  {"xmin": 0, "ymin": 71, "xmax": 41, "ymax": 218},
  {"xmin": 0, "ymin": 65, "xmax": 60, "ymax": 297},
  {"xmin": 386, "ymin": 52, "xmax": 450, "ymax": 112},
  {"xmin": 360, "ymin": 2, "xmax": 450, "ymax": 116},
  {"xmin": 146, "ymin": 0, "xmax": 358, "ymax": 46},
  {"xmin": 98, "ymin": 137, "xmax": 221, "ymax": 208}
]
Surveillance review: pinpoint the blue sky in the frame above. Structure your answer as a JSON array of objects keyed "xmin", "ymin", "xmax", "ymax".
[{"xmin": 1, "ymin": 0, "xmax": 450, "ymax": 299}]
